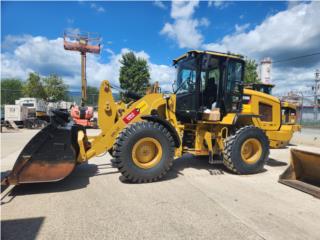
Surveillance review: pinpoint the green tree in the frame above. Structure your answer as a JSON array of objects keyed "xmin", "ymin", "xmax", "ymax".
[
  {"xmin": 43, "ymin": 74, "xmax": 68, "ymax": 101},
  {"xmin": 86, "ymin": 86, "xmax": 99, "ymax": 106},
  {"xmin": 1, "ymin": 79, "xmax": 24, "ymax": 105},
  {"xmin": 244, "ymin": 59, "xmax": 260, "ymax": 84},
  {"xmin": 119, "ymin": 52, "xmax": 150, "ymax": 101},
  {"xmin": 23, "ymin": 72, "xmax": 47, "ymax": 99}
]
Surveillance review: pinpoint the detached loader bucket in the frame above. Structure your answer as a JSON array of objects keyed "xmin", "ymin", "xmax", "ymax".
[
  {"xmin": 1, "ymin": 110, "xmax": 82, "ymax": 185},
  {"xmin": 279, "ymin": 148, "xmax": 320, "ymax": 199}
]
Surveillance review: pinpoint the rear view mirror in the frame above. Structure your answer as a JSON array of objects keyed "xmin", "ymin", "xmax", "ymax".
[{"xmin": 172, "ymin": 80, "xmax": 177, "ymax": 92}]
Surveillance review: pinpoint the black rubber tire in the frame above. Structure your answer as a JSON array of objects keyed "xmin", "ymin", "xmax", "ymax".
[
  {"xmin": 114, "ymin": 121, "xmax": 175, "ymax": 183},
  {"xmin": 223, "ymin": 126, "xmax": 269, "ymax": 174},
  {"xmin": 107, "ymin": 145, "xmax": 120, "ymax": 167},
  {"xmin": 108, "ymin": 148, "xmax": 114, "ymax": 157}
]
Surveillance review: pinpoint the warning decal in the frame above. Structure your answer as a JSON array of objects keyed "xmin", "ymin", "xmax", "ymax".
[{"xmin": 123, "ymin": 101, "xmax": 148, "ymax": 124}]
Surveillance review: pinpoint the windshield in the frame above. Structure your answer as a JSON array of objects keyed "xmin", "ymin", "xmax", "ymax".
[{"xmin": 174, "ymin": 56, "xmax": 197, "ymax": 94}]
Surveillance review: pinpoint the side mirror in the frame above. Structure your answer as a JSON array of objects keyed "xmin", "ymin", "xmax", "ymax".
[{"xmin": 172, "ymin": 80, "xmax": 177, "ymax": 92}]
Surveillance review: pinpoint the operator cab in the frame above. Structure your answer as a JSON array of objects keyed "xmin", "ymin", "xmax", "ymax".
[{"xmin": 173, "ymin": 50, "xmax": 245, "ymax": 123}]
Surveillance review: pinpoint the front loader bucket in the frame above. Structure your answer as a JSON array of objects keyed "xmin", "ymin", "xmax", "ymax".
[
  {"xmin": 2, "ymin": 111, "xmax": 83, "ymax": 185},
  {"xmin": 279, "ymin": 148, "xmax": 320, "ymax": 199}
]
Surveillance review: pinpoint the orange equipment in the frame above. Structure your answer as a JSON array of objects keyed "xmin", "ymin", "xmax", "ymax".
[{"xmin": 70, "ymin": 105, "xmax": 96, "ymax": 127}]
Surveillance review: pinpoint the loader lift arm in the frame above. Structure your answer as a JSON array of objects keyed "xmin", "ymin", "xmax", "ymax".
[{"xmin": 77, "ymin": 80, "xmax": 182, "ymax": 162}]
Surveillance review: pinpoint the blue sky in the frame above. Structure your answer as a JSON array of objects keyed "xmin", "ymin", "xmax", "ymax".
[
  {"xmin": 2, "ymin": 1, "xmax": 287, "ymax": 64},
  {"xmin": 1, "ymin": 1, "xmax": 319, "ymax": 95}
]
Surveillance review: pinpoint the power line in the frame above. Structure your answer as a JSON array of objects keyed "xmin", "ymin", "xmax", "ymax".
[{"xmin": 272, "ymin": 52, "xmax": 320, "ymax": 64}]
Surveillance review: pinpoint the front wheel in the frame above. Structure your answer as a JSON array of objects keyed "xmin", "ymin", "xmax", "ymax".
[
  {"xmin": 223, "ymin": 126, "xmax": 269, "ymax": 174},
  {"xmin": 114, "ymin": 121, "xmax": 175, "ymax": 183}
]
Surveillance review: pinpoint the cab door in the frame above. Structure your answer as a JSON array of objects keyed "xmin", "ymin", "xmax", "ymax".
[
  {"xmin": 222, "ymin": 59, "xmax": 244, "ymax": 113},
  {"xmin": 175, "ymin": 67, "xmax": 198, "ymax": 121}
]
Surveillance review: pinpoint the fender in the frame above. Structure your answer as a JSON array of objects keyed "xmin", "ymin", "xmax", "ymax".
[{"xmin": 141, "ymin": 115, "xmax": 181, "ymax": 148}]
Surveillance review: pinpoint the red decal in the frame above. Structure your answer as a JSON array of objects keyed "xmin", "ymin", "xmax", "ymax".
[{"xmin": 123, "ymin": 108, "xmax": 140, "ymax": 124}]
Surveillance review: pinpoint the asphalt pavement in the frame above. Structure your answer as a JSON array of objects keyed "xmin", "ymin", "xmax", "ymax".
[{"xmin": 1, "ymin": 128, "xmax": 320, "ymax": 240}]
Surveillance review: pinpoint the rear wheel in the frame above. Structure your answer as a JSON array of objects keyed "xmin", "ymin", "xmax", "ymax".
[
  {"xmin": 114, "ymin": 121, "xmax": 174, "ymax": 183},
  {"xmin": 223, "ymin": 126, "xmax": 269, "ymax": 174}
]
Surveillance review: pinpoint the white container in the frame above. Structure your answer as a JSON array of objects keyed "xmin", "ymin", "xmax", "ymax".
[
  {"xmin": 58, "ymin": 101, "xmax": 73, "ymax": 110},
  {"xmin": 47, "ymin": 102, "xmax": 59, "ymax": 116},
  {"xmin": 5, "ymin": 105, "xmax": 28, "ymax": 121},
  {"xmin": 15, "ymin": 98, "xmax": 48, "ymax": 114}
]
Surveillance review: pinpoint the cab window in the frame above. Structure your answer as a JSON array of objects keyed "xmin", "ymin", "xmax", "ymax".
[{"xmin": 176, "ymin": 69, "xmax": 196, "ymax": 94}]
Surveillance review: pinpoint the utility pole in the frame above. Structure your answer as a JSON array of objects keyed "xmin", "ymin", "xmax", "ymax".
[
  {"xmin": 63, "ymin": 31, "xmax": 101, "ymax": 106},
  {"xmin": 299, "ymin": 91, "xmax": 304, "ymax": 125},
  {"xmin": 313, "ymin": 69, "xmax": 320, "ymax": 121}
]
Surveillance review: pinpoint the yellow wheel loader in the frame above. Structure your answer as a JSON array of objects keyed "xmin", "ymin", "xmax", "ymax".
[{"xmin": 0, "ymin": 50, "xmax": 306, "ymax": 185}]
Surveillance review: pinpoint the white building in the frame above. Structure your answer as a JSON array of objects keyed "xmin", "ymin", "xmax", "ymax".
[{"xmin": 260, "ymin": 58, "xmax": 272, "ymax": 84}]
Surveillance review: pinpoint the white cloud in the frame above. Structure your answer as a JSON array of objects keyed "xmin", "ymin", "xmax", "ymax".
[
  {"xmin": 65, "ymin": 27, "xmax": 80, "ymax": 35},
  {"xmin": 90, "ymin": 3, "xmax": 105, "ymax": 13},
  {"xmin": 160, "ymin": 0, "xmax": 209, "ymax": 49},
  {"xmin": 153, "ymin": 0, "xmax": 166, "ymax": 10},
  {"xmin": 149, "ymin": 63, "xmax": 176, "ymax": 92},
  {"xmin": 272, "ymin": 66, "xmax": 316, "ymax": 95},
  {"xmin": 171, "ymin": 0, "xmax": 199, "ymax": 19},
  {"xmin": 161, "ymin": 19, "xmax": 203, "ymax": 48},
  {"xmin": 287, "ymin": 0, "xmax": 304, "ymax": 9},
  {"xmin": 199, "ymin": 18, "xmax": 210, "ymax": 27},
  {"xmin": 203, "ymin": 2, "xmax": 320, "ymax": 61},
  {"xmin": 1, "ymin": 35, "xmax": 175, "ymax": 92},
  {"xmin": 208, "ymin": 1, "xmax": 230, "ymax": 9},
  {"xmin": 158, "ymin": 1, "xmax": 319, "ymax": 96},
  {"xmin": 67, "ymin": 18, "xmax": 74, "ymax": 25},
  {"xmin": 202, "ymin": 1, "xmax": 320, "ymax": 95},
  {"xmin": 234, "ymin": 23, "xmax": 250, "ymax": 33}
]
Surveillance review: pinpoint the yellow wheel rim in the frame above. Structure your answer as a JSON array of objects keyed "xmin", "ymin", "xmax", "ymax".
[
  {"xmin": 132, "ymin": 137, "xmax": 163, "ymax": 169},
  {"xmin": 241, "ymin": 138, "xmax": 262, "ymax": 164}
]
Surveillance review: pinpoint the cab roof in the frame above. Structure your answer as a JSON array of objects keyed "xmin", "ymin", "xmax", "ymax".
[{"xmin": 173, "ymin": 50, "xmax": 244, "ymax": 64}]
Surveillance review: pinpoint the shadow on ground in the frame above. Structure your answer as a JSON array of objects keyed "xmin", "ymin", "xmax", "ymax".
[
  {"xmin": 288, "ymin": 143, "xmax": 297, "ymax": 147},
  {"xmin": 160, "ymin": 155, "xmax": 227, "ymax": 181},
  {"xmin": 120, "ymin": 154, "xmax": 234, "ymax": 184},
  {"xmin": 1, "ymin": 163, "xmax": 119, "ymax": 199},
  {"xmin": 1, "ymin": 217, "xmax": 44, "ymax": 240},
  {"xmin": 2, "ymin": 156, "xmax": 287, "ymax": 194},
  {"xmin": 120, "ymin": 154, "xmax": 288, "ymax": 183},
  {"xmin": 164, "ymin": 154, "xmax": 288, "ymax": 181},
  {"xmin": 266, "ymin": 158, "xmax": 287, "ymax": 167}
]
